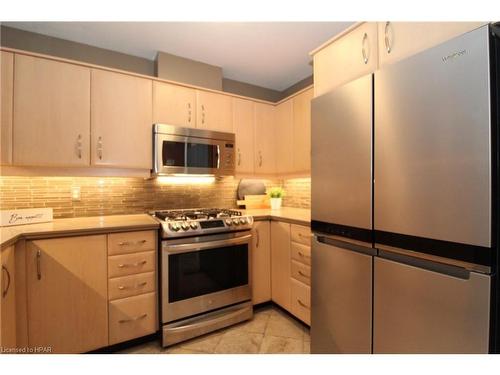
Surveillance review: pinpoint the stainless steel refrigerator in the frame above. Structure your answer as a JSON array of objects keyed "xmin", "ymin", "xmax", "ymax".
[{"xmin": 311, "ymin": 24, "xmax": 500, "ymax": 354}]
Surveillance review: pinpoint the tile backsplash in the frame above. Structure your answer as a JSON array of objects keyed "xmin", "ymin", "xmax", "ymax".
[{"xmin": 0, "ymin": 176, "xmax": 311, "ymax": 218}]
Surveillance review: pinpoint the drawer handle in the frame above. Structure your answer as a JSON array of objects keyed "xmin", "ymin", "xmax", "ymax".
[
  {"xmin": 298, "ymin": 270, "xmax": 310, "ymax": 278},
  {"xmin": 297, "ymin": 299, "xmax": 310, "ymax": 309},
  {"xmin": 298, "ymin": 233, "xmax": 312, "ymax": 238},
  {"xmin": 118, "ymin": 239, "xmax": 147, "ymax": 246},
  {"xmin": 298, "ymin": 251, "xmax": 311, "ymax": 259},
  {"xmin": 117, "ymin": 281, "xmax": 148, "ymax": 290},
  {"xmin": 118, "ymin": 313, "xmax": 148, "ymax": 323},
  {"xmin": 118, "ymin": 260, "xmax": 147, "ymax": 268}
]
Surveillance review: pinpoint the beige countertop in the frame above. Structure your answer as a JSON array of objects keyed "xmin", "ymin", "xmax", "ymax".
[
  {"xmin": 240, "ymin": 207, "xmax": 311, "ymax": 226},
  {"xmin": 0, "ymin": 214, "xmax": 160, "ymax": 249},
  {"xmin": 1, "ymin": 208, "xmax": 311, "ymax": 249}
]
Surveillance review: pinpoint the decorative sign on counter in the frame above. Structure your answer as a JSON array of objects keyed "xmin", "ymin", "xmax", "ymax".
[{"xmin": 1, "ymin": 208, "xmax": 53, "ymax": 227}]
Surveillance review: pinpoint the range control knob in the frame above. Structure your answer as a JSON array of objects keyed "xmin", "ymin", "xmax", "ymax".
[
  {"xmin": 240, "ymin": 217, "xmax": 247, "ymax": 225},
  {"xmin": 225, "ymin": 219, "xmax": 233, "ymax": 226},
  {"xmin": 181, "ymin": 222, "xmax": 189, "ymax": 231},
  {"xmin": 190, "ymin": 222, "xmax": 198, "ymax": 230},
  {"xmin": 233, "ymin": 218, "xmax": 240, "ymax": 225},
  {"xmin": 169, "ymin": 223, "xmax": 180, "ymax": 232}
]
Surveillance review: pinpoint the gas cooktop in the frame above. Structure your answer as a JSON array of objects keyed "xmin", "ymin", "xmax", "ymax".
[{"xmin": 152, "ymin": 208, "xmax": 253, "ymax": 239}]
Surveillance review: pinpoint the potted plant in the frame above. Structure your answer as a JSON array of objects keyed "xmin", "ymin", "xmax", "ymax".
[{"xmin": 268, "ymin": 187, "xmax": 285, "ymax": 210}]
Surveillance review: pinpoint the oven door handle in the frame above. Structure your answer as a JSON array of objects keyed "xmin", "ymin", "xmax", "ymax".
[{"xmin": 164, "ymin": 234, "xmax": 252, "ymax": 255}]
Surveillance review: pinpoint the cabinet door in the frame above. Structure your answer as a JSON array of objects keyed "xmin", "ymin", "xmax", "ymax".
[
  {"xmin": 378, "ymin": 22, "xmax": 486, "ymax": 67},
  {"xmin": 26, "ymin": 235, "xmax": 108, "ymax": 353},
  {"xmin": 252, "ymin": 221, "xmax": 271, "ymax": 304},
  {"xmin": 254, "ymin": 102, "xmax": 276, "ymax": 175},
  {"xmin": 196, "ymin": 90, "xmax": 233, "ymax": 132},
  {"xmin": 274, "ymin": 99, "xmax": 293, "ymax": 175},
  {"xmin": 1, "ymin": 51, "xmax": 14, "ymax": 165},
  {"xmin": 153, "ymin": 81, "xmax": 196, "ymax": 128},
  {"xmin": 233, "ymin": 98, "xmax": 255, "ymax": 174},
  {"xmin": 313, "ymin": 22, "xmax": 378, "ymax": 97},
  {"xmin": 292, "ymin": 88, "xmax": 313, "ymax": 173},
  {"xmin": 13, "ymin": 55, "xmax": 91, "ymax": 166},
  {"xmin": 1, "ymin": 245, "xmax": 16, "ymax": 349},
  {"xmin": 91, "ymin": 69, "xmax": 152, "ymax": 168},
  {"xmin": 271, "ymin": 221, "xmax": 291, "ymax": 311}
]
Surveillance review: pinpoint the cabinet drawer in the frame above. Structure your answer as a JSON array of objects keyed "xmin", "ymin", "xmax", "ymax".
[
  {"xmin": 291, "ymin": 260, "xmax": 311, "ymax": 286},
  {"xmin": 109, "ymin": 292, "xmax": 157, "ymax": 345},
  {"xmin": 290, "ymin": 224, "xmax": 312, "ymax": 246},
  {"xmin": 108, "ymin": 251, "xmax": 155, "ymax": 278},
  {"xmin": 291, "ymin": 242, "xmax": 311, "ymax": 266},
  {"xmin": 108, "ymin": 272, "xmax": 155, "ymax": 300},
  {"xmin": 291, "ymin": 279, "xmax": 311, "ymax": 325},
  {"xmin": 108, "ymin": 230, "xmax": 156, "ymax": 255}
]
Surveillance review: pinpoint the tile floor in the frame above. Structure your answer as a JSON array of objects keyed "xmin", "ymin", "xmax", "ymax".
[{"xmin": 118, "ymin": 304, "xmax": 310, "ymax": 354}]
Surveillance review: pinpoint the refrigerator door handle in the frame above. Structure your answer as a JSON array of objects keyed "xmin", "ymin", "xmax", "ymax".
[
  {"xmin": 377, "ymin": 249, "xmax": 472, "ymax": 280},
  {"xmin": 315, "ymin": 235, "xmax": 376, "ymax": 257}
]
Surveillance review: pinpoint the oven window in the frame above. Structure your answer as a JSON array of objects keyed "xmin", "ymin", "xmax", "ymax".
[
  {"xmin": 168, "ymin": 244, "xmax": 248, "ymax": 303},
  {"xmin": 186, "ymin": 142, "xmax": 217, "ymax": 169},
  {"xmin": 162, "ymin": 141, "xmax": 185, "ymax": 167}
]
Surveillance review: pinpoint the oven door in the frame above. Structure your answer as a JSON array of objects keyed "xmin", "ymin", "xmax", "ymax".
[
  {"xmin": 162, "ymin": 231, "xmax": 252, "ymax": 323},
  {"xmin": 154, "ymin": 133, "xmax": 232, "ymax": 176}
]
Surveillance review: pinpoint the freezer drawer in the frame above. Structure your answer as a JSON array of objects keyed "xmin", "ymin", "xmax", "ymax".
[
  {"xmin": 311, "ymin": 236, "xmax": 373, "ymax": 353},
  {"xmin": 373, "ymin": 256, "xmax": 490, "ymax": 353}
]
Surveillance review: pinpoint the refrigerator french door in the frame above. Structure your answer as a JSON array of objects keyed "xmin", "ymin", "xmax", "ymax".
[
  {"xmin": 311, "ymin": 74, "xmax": 374, "ymax": 353},
  {"xmin": 373, "ymin": 24, "xmax": 498, "ymax": 353}
]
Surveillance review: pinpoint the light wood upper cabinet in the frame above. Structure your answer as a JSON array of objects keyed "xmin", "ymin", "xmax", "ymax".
[
  {"xmin": 292, "ymin": 88, "xmax": 313, "ymax": 173},
  {"xmin": 313, "ymin": 22, "xmax": 378, "ymax": 97},
  {"xmin": 254, "ymin": 102, "xmax": 276, "ymax": 175},
  {"xmin": 252, "ymin": 221, "xmax": 271, "ymax": 304},
  {"xmin": 26, "ymin": 235, "xmax": 108, "ymax": 354},
  {"xmin": 271, "ymin": 221, "xmax": 291, "ymax": 311},
  {"xmin": 91, "ymin": 69, "xmax": 152, "ymax": 169},
  {"xmin": 1, "ymin": 51, "xmax": 14, "ymax": 165},
  {"xmin": 153, "ymin": 81, "xmax": 196, "ymax": 128},
  {"xmin": 233, "ymin": 98, "xmax": 255, "ymax": 174},
  {"xmin": 274, "ymin": 99, "xmax": 293, "ymax": 175},
  {"xmin": 13, "ymin": 55, "xmax": 91, "ymax": 166},
  {"xmin": 196, "ymin": 90, "xmax": 233, "ymax": 132},
  {"xmin": 1, "ymin": 245, "xmax": 16, "ymax": 350},
  {"xmin": 378, "ymin": 22, "xmax": 487, "ymax": 67}
]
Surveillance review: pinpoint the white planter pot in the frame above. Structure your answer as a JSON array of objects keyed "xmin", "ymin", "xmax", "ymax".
[{"xmin": 270, "ymin": 198, "xmax": 282, "ymax": 210}]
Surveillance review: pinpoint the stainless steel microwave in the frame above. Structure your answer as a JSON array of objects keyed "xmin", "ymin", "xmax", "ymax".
[{"xmin": 153, "ymin": 124, "xmax": 235, "ymax": 176}]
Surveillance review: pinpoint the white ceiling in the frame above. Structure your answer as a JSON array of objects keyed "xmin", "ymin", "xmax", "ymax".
[{"xmin": 3, "ymin": 22, "xmax": 353, "ymax": 91}]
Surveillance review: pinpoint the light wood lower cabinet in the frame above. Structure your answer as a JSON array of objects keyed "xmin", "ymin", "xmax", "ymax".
[
  {"xmin": 0, "ymin": 51, "xmax": 14, "ymax": 165},
  {"xmin": 1, "ymin": 245, "xmax": 16, "ymax": 350},
  {"xmin": 91, "ymin": 69, "xmax": 152, "ymax": 169},
  {"xmin": 271, "ymin": 221, "xmax": 291, "ymax": 311},
  {"xmin": 251, "ymin": 221, "xmax": 271, "ymax": 304},
  {"xmin": 26, "ymin": 235, "xmax": 108, "ymax": 354},
  {"xmin": 109, "ymin": 292, "xmax": 157, "ymax": 345}
]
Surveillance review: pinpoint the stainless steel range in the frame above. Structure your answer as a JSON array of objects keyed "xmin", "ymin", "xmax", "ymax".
[{"xmin": 153, "ymin": 208, "xmax": 254, "ymax": 347}]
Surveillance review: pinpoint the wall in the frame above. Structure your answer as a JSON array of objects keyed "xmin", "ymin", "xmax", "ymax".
[
  {"xmin": 155, "ymin": 51, "xmax": 223, "ymax": 91},
  {"xmin": 0, "ymin": 176, "xmax": 311, "ymax": 219}
]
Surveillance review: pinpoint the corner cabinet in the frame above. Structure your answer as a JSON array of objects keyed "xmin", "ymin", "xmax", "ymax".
[
  {"xmin": 233, "ymin": 98, "xmax": 255, "ymax": 174},
  {"xmin": 26, "ymin": 235, "xmax": 108, "ymax": 354},
  {"xmin": 13, "ymin": 54, "xmax": 91, "ymax": 167},
  {"xmin": 0, "ymin": 51, "xmax": 14, "ymax": 165},
  {"xmin": 91, "ymin": 69, "xmax": 152, "ymax": 169},
  {"xmin": 153, "ymin": 81, "xmax": 196, "ymax": 128},
  {"xmin": 254, "ymin": 102, "xmax": 276, "ymax": 175},
  {"xmin": 271, "ymin": 221, "xmax": 291, "ymax": 311},
  {"xmin": 292, "ymin": 88, "xmax": 313, "ymax": 173},
  {"xmin": 275, "ymin": 99, "xmax": 294, "ymax": 175}
]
